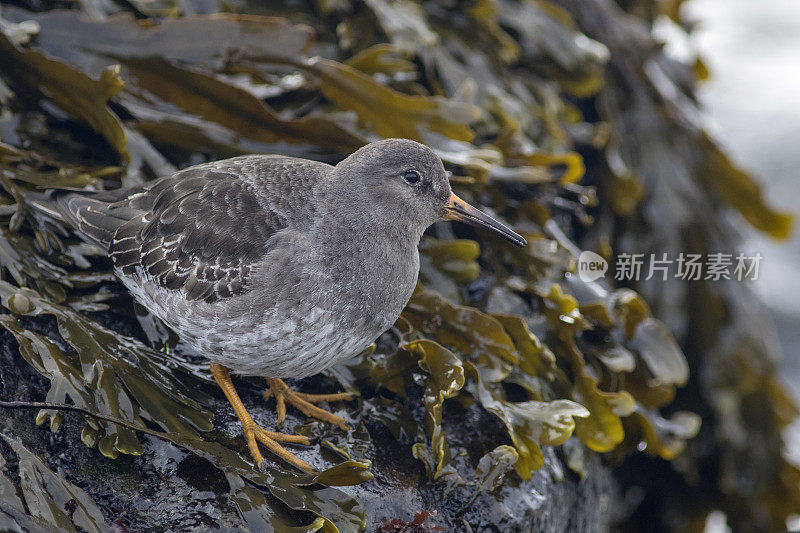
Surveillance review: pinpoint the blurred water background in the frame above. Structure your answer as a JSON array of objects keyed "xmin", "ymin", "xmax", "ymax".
[
  {"xmin": 658, "ymin": 3, "xmax": 800, "ymax": 529},
  {"xmin": 681, "ymin": 0, "xmax": 800, "ymax": 463}
]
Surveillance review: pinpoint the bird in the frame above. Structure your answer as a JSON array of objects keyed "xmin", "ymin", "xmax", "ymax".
[{"xmin": 33, "ymin": 138, "xmax": 526, "ymax": 473}]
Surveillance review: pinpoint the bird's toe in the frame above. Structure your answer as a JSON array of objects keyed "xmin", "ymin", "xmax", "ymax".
[
  {"xmin": 294, "ymin": 391, "xmax": 355, "ymax": 403},
  {"xmin": 264, "ymin": 377, "xmax": 351, "ymax": 431}
]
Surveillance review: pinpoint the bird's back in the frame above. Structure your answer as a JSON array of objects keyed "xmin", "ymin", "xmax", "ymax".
[{"xmin": 54, "ymin": 155, "xmax": 332, "ymax": 303}]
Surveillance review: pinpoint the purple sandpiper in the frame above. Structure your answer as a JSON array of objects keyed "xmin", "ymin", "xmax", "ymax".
[{"xmin": 37, "ymin": 138, "xmax": 526, "ymax": 472}]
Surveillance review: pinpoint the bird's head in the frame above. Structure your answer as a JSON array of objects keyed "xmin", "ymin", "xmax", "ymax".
[{"xmin": 330, "ymin": 138, "xmax": 526, "ymax": 247}]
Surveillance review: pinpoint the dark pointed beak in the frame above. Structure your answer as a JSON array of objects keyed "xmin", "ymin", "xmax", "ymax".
[{"xmin": 443, "ymin": 192, "xmax": 527, "ymax": 247}]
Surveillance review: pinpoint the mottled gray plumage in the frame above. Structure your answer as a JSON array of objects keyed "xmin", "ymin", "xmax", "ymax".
[
  {"xmin": 45, "ymin": 139, "xmax": 524, "ymax": 379},
  {"xmin": 45, "ymin": 140, "xmax": 436, "ymax": 377}
]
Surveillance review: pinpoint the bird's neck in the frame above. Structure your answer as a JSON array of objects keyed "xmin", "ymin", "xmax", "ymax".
[
  {"xmin": 317, "ymin": 184, "xmax": 427, "ymax": 252},
  {"xmin": 314, "ymin": 210, "xmax": 422, "ymax": 261},
  {"xmin": 310, "ymin": 209, "xmax": 421, "ymax": 328}
]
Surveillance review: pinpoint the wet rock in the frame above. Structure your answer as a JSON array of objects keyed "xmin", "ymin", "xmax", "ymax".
[{"xmin": 0, "ymin": 313, "xmax": 613, "ymax": 532}]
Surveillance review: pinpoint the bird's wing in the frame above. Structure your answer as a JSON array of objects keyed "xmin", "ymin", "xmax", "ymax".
[{"xmin": 107, "ymin": 159, "xmax": 321, "ymax": 304}]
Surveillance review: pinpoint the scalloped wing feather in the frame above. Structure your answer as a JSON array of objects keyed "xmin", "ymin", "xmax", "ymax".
[{"xmin": 107, "ymin": 169, "xmax": 283, "ymax": 303}]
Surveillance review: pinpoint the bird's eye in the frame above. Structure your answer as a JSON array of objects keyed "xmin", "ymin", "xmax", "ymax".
[{"xmin": 403, "ymin": 170, "xmax": 421, "ymax": 184}]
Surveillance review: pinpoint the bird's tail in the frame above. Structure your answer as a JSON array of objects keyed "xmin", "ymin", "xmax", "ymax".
[{"xmin": 15, "ymin": 188, "xmax": 123, "ymax": 250}]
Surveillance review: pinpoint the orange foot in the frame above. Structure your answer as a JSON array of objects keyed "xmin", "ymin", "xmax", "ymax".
[
  {"xmin": 264, "ymin": 378, "xmax": 352, "ymax": 431},
  {"xmin": 210, "ymin": 363, "xmax": 314, "ymax": 473}
]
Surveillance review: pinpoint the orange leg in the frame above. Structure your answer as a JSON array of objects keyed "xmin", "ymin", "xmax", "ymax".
[
  {"xmin": 264, "ymin": 378, "xmax": 352, "ymax": 431},
  {"xmin": 210, "ymin": 363, "xmax": 314, "ymax": 473}
]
